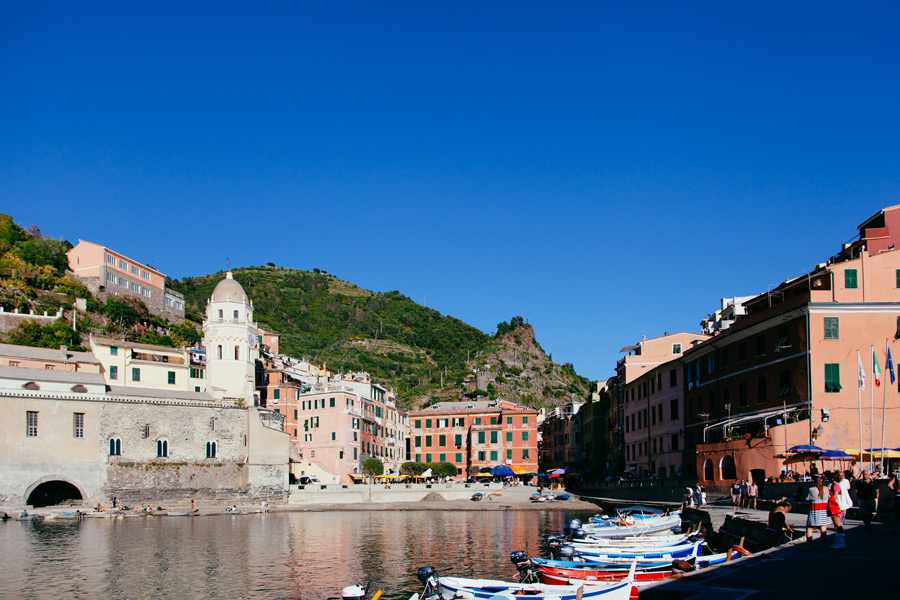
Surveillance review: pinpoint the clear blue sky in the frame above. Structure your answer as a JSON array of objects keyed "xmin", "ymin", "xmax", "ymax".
[{"xmin": 2, "ymin": 3, "xmax": 899, "ymax": 381}]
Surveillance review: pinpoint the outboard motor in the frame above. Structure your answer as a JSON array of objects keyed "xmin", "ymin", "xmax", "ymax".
[
  {"xmin": 547, "ymin": 536, "xmax": 562, "ymax": 553},
  {"xmin": 417, "ymin": 567, "xmax": 441, "ymax": 600},
  {"xmin": 417, "ymin": 566, "xmax": 437, "ymax": 587},
  {"xmin": 342, "ymin": 586, "xmax": 366, "ymax": 600},
  {"xmin": 571, "ymin": 530, "xmax": 586, "ymax": 540},
  {"xmin": 510, "ymin": 551, "xmax": 538, "ymax": 583},
  {"xmin": 563, "ymin": 518, "xmax": 583, "ymax": 537},
  {"xmin": 557, "ymin": 545, "xmax": 577, "ymax": 561}
]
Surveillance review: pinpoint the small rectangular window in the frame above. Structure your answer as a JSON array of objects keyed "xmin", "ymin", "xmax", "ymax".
[
  {"xmin": 26, "ymin": 411, "xmax": 38, "ymax": 437},
  {"xmin": 167, "ymin": 371, "xmax": 176, "ymax": 385},
  {"xmin": 425, "ymin": 419, "xmax": 432, "ymax": 428},
  {"xmin": 824, "ymin": 317, "xmax": 839, "ymax": 340},
  {"xmin": 845, "ymin": 269, "xmax": 858, "ymax": 289},
  {"xmin": 439, "ymin": 434, "xmax": 446, "ymax": 446},
  {"xmin": 454, "ymin": 434, "xmax": 462, "ymax": 446},
  {"xmin": 506, "ymin": 432, "xmax": 512, "ymax": 442},
  {"xmin": 478, "ymin": 431, "xmax": 485, "ymax": 444},
  {"xmin": 74, "ymin": 413, "xmax": 84, "ymax": 438},
  {"xmin": 522, "ymin": 416, "xmax": 528, "ymax": 424},
  {"xmin": 490, "ymin": 450, "xmax": 498, "ymax": 462},
  {"xmin": 490, "ymin": 431, "xmax": 498, "ymax": 444},
  {"xmin": 110, "ymin": 346, "xmax": 118, "ymax": 356},
  {"xmin": 131, "ymin": 368, "xmax": 140, "ymax": 382},
  {"xmin": 415, "ymin": 419, "xmax": 421, "ymax": 428},
  {"xmin": 522, "ymin": 431, "xmax": 529, "ymax": 441},
  {"xmin": 425, "ymin": 435, "xmax": 432, "ymax": 447},
  {"xmin": 456, "ymin": 453, "xmax": 462, "ymax": 463},
  {"xmin": 109, "ymin": 365, "xmax": 118, "ymax": 380},
  {"xmin": 672, "ymin": 343, "xmax": 682, "ymax": 354},
  {"xmin": 475, "ymin": 417, "xmax": 481, "ymax": 425},
  {"xmin": 415, "ymin": 436, "xmax": 421, "ymax": 447}
]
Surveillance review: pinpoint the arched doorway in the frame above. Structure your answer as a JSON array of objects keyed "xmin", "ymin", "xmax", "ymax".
[
  {"xmin": 27, "ymin": 480, "xmax": 83, "ymax": 508},
  {"xmin": 703, "ymin": 459, "xmax": 714, "ymax": 481},
  {"xmin": 720, "ymin": 455, "xmax": 737, "ymax": 480}
]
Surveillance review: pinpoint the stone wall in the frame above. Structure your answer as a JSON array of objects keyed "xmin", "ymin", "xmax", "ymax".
[{"xmin": 0, "ymin": 307, "xmax": 64, "ymax": 333}]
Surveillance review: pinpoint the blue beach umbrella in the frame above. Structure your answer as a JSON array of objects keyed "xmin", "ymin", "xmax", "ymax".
[
  {"xmin": 787, "ymin": 444, "xmax": 826, "ymax": 454},
  {"xmin": 491, "ymin": 465, "xmax": 516, "ymax": 477},
  {"xmin": 819, "ymin": 450, "xmax": 855, "ymax": 460}
]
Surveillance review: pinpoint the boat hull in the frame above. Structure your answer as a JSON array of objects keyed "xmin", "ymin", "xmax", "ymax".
[{"xmin": 436, "ymin": 577, "xmax": 634, "ymax": 600}]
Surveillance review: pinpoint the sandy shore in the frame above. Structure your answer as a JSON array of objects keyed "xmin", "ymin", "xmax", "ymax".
[{"xmin": 12, "ymin": 487, "xmax": 606, "ymax": 518}]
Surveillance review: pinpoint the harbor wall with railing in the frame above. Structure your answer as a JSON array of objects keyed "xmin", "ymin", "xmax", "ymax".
[{"xmin": 288, "ymin": 481, "xmax": 503, "ymax": 504}]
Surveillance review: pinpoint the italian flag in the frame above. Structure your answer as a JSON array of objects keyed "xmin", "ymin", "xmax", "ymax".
[{"xmin": 874, "ymin": 350, "xmax": 882, "ymax": 388}]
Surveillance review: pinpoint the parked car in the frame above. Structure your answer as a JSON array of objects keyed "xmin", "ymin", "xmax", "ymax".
[{"xmin": 298, "ymin": 476, "xmax": 322, "ymax": 485}]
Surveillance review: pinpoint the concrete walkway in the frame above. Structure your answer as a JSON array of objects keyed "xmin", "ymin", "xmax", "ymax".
[{"xmin": 642, "ymin": 510, "xmax": 897, "ymax": 600}]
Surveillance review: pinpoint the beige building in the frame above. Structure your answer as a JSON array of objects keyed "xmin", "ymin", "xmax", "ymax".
[
  {"xmin": 90, "ymin": 336, "xmax": 204, "ymax": 392},
  {"xmin": 0, "ymin": 273, "xmax": 292, "ymax": 510}
]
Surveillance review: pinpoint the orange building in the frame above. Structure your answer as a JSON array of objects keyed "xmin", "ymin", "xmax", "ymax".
[
  {"xmin": 408, "ymin": 399, "xmax": 538, "ymax": 477},
  {"xmin": 687, "ymin": 205, "xmax": 900, "ymax": 486}
]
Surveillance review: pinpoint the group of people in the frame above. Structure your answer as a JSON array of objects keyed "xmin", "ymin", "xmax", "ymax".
[
  {"xmin": 795, "ymin": 469, "xmax": 900, "ymax": 550},
  {"xmin": 730, "ymin": 479, "xmax": 759, "ymax": 509},
  {"xmin": 683, "ymin": 484, "xmax": 706, "ymax": 507}
]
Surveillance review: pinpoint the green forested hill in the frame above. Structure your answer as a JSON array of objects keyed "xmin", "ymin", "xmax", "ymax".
[{"xmin": 174, "ymin": 266, "xmax": 591, "ymax": 409}]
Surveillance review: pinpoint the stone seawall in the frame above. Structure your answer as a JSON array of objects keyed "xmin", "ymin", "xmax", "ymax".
[{"xmin": 105, "ymin": 461, "xmax": 284, "ymax": 504}]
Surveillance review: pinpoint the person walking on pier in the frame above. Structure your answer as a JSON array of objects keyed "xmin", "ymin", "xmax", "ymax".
[
  {"xmin": 827, "ymin": 475, "xmax": 846, "ymax": 549},
  {"xmin": 855, "ymin": 471, "xmax": 879, "ymax": 531},
  {"xmin": 747, "ymin": 481, "xmax": 759, "ymax": 510},
  {"xmin": 805, "ymin": 475, "xmax": 831, "ymax": 550},
  {"xmin": 731, "ymin": 480, "xmax": 742, "ymax": 509}
]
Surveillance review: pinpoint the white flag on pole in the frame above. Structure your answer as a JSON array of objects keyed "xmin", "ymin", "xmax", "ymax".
[{"xmin": 858, "ymin": 350, "xmax": 866, "ymax": 391}]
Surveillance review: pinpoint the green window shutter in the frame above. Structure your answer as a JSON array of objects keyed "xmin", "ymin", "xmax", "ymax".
[
  {"xmin": 426, "ymin": 419, "xmax": 432, "ymax": 428},
  {"xmin": 294, "ymin": 410, "xmax": 298, "ymax": 419},
  {"xmin": 507, "ymin": 416, "xmax": 512, "ymax": 424},
  {"xmin": 426, "ymin": 454, "xmax": 432, "ymax": 463},
  {"xmin": 896, "ymin": 269, "xmax": 900, "ymax": 288},
  {"xmin": 132, "ymin": 368, "xmax": 140, "ymax": 382},
  {"xmin": 454, "ymin": 434, "xmax": 462, "ymax": 446},
  {"xmin": 825, "ymin": 363, "xmax": 842, "ymax": 392},
  {"xmin": 845, "ymin": 269, "xmax": 858, "ymax": 289},
  {"xmin": 439, "ymin": 435, "xmax": 446, "ymax": 446},
  {"xmin": 439, "ymin": 454, "xmax": 446, "ymax": 462},
  {"xmin": 522, "ymin": 416, "xmax": 528, "ymax": 424},
  {"xmin": 274, "ymin": 389, "xmax": 280, "ymax": 400},
  {"xmin": 415, "ymin": 420, "xmax": 421, "ymax": 428},
  {"xmin": 330, "ymin": 398, "xmax": 335, "ymax": 407},
  {"xmin": 456, "ymin": 453, "xmax": 462, "ymax": 463},
  {"xmin": 274, "ymin": 408, "xmax": 280, "ymax": 414},
  {"xmin": 522, "ymin": 431, "xmax": 529, "ymax": 441},
  {"xmin": 491, "ymin": 417, "xmax": 497, "ymax": 424},
  {"xmin": 506, "ymin": 432, "xmax": 512, "ymax": 442},
  {"xmin": 507, "ymin": 449, "xmax": 512, "ymax": 460},
  {"xmin": 109, "ymin": 366, "xmax": 117, "ymax": 380},
  {"xmin": 425, "ymin": 436, "xmax": 432, "ymax": 447},
  {"xmin": 332, "ymin": 432, "xmax": 335, "ymax": 440},
  {"xmin": 478, "ymin": 431, "xmax": 485, "ymax": 444},
  {"xmin": 475, "ymin": 417, "xmax": 481, "ymax": 425},
  {"xmin": 490, "ymin": 451, "xmax": 497, "ymax": 461},
  {"xmin": 490, "ymin": 431, "xmax": 498, "ymax": 444},
  {"xmin": 167, "ymin": 371, "xmax": 175, "ymax": 384}
]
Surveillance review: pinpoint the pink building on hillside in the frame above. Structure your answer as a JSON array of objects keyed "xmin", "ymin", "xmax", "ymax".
[
  {"xmin": 67, "ymin": 240, "xmax": 184, "ymax": 319},
  {"xmin": 687, "ymin": 205, "xmax": 900, "ymax": 487}
]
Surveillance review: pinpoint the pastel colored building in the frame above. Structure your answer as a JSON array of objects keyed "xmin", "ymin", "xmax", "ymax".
[
  {"xmin": 687, "ymin": 205, "xmax": 900, "ymax": 486},
  {"xmin": 408, "ymin": 400, "xmax": 539, "ymax": 477},
  {"xmin": 90, "ymin": 335, "xmax": 205, "ymax": 392},
  {"xmin": 615, "ymin": 332, "xmax": 710, "ymax": 478},
  {"xmin": 66, "ymin": 239, "xmax": 184, "ymax": 319},
  {"xmin": 539, "ymin": 402, "xmax": 584, "ymax": 472},
  {"xmin": 0, "ymin": 343, "xmax": 101, "ymax": 373}
]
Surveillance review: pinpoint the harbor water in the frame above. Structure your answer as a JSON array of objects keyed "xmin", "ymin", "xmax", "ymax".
[{"xmin": 0, "ymin": 509, "xmax": 598, "ymax": 600}]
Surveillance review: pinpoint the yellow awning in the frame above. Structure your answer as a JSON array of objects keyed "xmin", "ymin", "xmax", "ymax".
[
  {"xmin": 511, "ymin": 466, "xmax": 533, "ymax": 475},
  {"xmin": 843, "ymin": 448, "xmax": 900, "ymax": 459}
]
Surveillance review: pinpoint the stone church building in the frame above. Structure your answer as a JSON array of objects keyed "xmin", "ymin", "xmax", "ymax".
[{"xmin": 0, "ymin": 273, "xmax": 292, "ymax": 509}]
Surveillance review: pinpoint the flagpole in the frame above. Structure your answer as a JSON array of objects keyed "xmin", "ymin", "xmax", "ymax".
[
  {"xmin": 881, "ymin": 339, "xmax": 889, "ymax": 474},
  {"xmin": 870, "ymin": 345, "xmax": 875, "ymax": 472},
  {"xmin": 858, "ymin": 349, "xmax": 864, "ymax": 472}
]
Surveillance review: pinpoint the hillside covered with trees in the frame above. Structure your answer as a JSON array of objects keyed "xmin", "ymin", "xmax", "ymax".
[{"xmin": 174, "ymin": 266, "xmax": 592, "ymax": 409}]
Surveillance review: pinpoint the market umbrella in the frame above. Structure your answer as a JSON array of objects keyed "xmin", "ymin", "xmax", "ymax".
[
  {"xmin": 475, "ymin": 472, "xmax": 494, "ymax": 477},
  {"xmin": 491, "ymin": 465, "xmax": 516, "ymax": 477},
  {"xmin": 787, "ymin": 445, "xmax": 826, "ymax": 454},
  {"xmin": 511, "ymin": 466, "xmax": 534, "ymax": 476},
  {"xmin": 783, "ymin": 452, "xmax": 821, "ymax": 465},
  {"xmin": 479, "ymin": 466, "xmax": 494, "ymax": 473},
  {"xmin": 550, "ymin": 468, "xmax": 567, "ymax": 478},
  {"xmin": 819, "ymin": 450, "xmax": 855, "ymax": 461}
]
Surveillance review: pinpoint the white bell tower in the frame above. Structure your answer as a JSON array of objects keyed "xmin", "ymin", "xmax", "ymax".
[{"xmin": 202, "ymin": 271, "xmax": 258, "ymax": 403}]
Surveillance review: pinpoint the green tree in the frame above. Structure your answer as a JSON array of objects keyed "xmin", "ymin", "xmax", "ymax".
[
  {"xmin": 8, "ymin": 319, "xmax": 83, "ymax": 350},
  {"xmin": 19, "ymin": 237, "xmax": 71, "ymax": 273},
  {"xmin": 400, "ymin": 461, "xmax": 426, "ymax": 476},
  {"xmin": 362, "ymin": 458, "xmax": 384, "ymax": 477},
  {"xmin": 171, "ymin": 321, "xmax": 202, "ymax": 347},
  {"xmin": 468, "ymin": 465, "xmax": 481, "ymax": 477},
  {"xmin": 431, "ymin": 461, "xmax": 458, "ymax": 478}
]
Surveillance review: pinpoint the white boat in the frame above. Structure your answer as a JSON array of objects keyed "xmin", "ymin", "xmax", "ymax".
[
  {"xmin": 412, "ymin": 563, "xmax": 636, "ymax": 600},
  {"xmin": 578, "ymin": 513, "xmax": 681, "ymax": 537},
  {"xmin": 562, "ymin": 540, "xmax": 703, "ymax": 561}
]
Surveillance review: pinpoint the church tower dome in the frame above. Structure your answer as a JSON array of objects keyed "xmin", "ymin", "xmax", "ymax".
[{"xmin": 202, "ymin": 271, "xmax": 258, "ymax": 404}]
